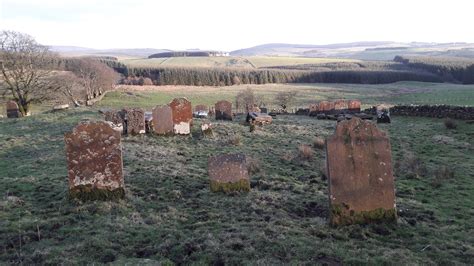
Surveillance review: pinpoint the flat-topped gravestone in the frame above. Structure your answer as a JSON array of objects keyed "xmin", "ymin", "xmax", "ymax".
[
  {"xmin": 326, "ymin": 117, "xmax": 396, "ymax": 225},
  {"xmin": 6, "ymin": 100, "xmax": 21, "ymax": 118},
  {"xmin": 348, "ymin": 100, "xmax": 361, "ymax": 113},
  {"xmin": 124, "ymin": 108, "xmax": 145, "ymax": 135},
  {"xmin": 64, "ymin": 121, "xmax": 124, "ymax": 200},
  {"xmin": 215, "ymin": 100, "xmax": 232, "ymax": 120},
  {"xmin": 208, "ymin": 153, "xmax": 250, "ymax": 192},
  {"xmin": 152, "ymin": 105, "xmax": 174, "ymax": 135},
  {"xmin": 169, "ymin": 98, "xmax": 192, "ymax": 135}
]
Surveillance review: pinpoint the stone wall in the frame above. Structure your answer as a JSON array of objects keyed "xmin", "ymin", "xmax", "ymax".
[{"xmin": 365, "ymin": 105, "xmax": 474, "ymax": 120}]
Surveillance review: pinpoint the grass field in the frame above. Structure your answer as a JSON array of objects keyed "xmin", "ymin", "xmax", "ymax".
[
  {"xmin": 97, "ymin": 82, "xmax": 474, "ymax": 111},
  {"xmin": 1, "ymin": 106, "xmax": 473, "ymax": 264},
  {"xmin": 120, "ymin": 56, "xmax": 357, "ymax": 69}
]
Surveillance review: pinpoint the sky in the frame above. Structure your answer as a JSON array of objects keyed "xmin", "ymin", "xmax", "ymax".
[{"xmin": 1, "ymin": 0, "xmax": 473, "ymax": 51}]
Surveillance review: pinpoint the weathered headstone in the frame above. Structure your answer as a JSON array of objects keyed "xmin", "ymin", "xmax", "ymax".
[
  {"xmin": 152, "ymin": 105, "xmax": 174, "ymax": 135},
  {"xmin": 215, "ymin": 100, "xmax": 232, "ymax": 120},
  {"xmin": 208, "ymin": 153, "xmax": 250, "ymax": 192},
  {"xmin": 334, "ymin": 99, "xmax": 348, "ymax": 111},
  {"xmin": 319, "ymin": 101, "xmax": 334, "ymax": 114},
  {"xmin": 64, "ymin": 121, "xmax": 124, "ymax": 200},
  {"xmin": 169, "ymin": 98, "xmax": 192, "ymax": 135},
  {"xmin": 6, "ymin": 100, "xmax": 21, "ymax": 118},
  {"xmin": 326, "ymin": 117, "xmax": 396, "ymax": 225},
  {"xmin": 104, "ymin": 110, "xmax": 125, "ymax": 127},
  {"xmin": 124, "ymin": 108, "xmax": 145, "ymax": 135},
  {"xmin": 348, "ymin": 100, "xmax": 361, "ymax": 113}
]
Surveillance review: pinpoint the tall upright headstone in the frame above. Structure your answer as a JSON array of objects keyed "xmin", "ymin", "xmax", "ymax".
[
  {"xmin": 152, "ymin": 105, "xmax": 174, "ymax": 135},
  {"xmin": 6, "ymin": 100, "xmax": 21, "ymax": 118},
  {"xmin": 208, "ymin": 153, "xmax": 250, "ymax": 192},
  {"xmin": 64, "ymin": 121, "xmax": 124, "ymax": 200},
  {"xmin": 169, "ymin": 98, "xmax": 192, "ymax": 135},
  {"xmin": 215, "ymin": 100, "xmax": 232, "ymax": 120},
  {"xmin": 326, "ymin": 117, "xmax": 396, "ymax": 225}
]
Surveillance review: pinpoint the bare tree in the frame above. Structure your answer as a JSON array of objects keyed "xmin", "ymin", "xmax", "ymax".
[
  {"xmin": 66, "ymin": 58, "xmax": 118, "ymax": 105},
  {"xmin": 49, "ymin": 71, "xmax": 83, "ymax": 107},
  {"xmin": 0, "ymin": 30, "xmax": 58, "ymax": 115},
  {"xmin": 274, "ymin": 91, "xmax": 297, "ymax": 111}
]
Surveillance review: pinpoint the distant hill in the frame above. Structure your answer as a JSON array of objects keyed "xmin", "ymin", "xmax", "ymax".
[
  {"xmin": 230, "ymin": 42, "xmax": 474, "ymax": 60},
  {"xmin": 49, "ymin": 46, "xmax": 172, "ymax": 58}
]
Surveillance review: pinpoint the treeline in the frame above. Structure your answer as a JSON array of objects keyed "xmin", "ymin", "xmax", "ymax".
[
  {"xmin": 394, "ymin": 56, "xmax": 474, "ymax": 84},
  {"xmin": 125, "ymin": 67, "xmax": 306, "ymax": 86},
  {"xmin": 122, "ymin": 66, "xmax": 441, "ymax": 86}
]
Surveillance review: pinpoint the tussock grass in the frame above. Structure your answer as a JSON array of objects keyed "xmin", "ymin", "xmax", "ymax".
[{"xmin": 0, "ymin": 107, "xmax": 473, "ymax": 264}]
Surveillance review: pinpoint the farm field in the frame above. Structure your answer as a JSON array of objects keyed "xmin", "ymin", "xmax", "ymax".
[
  {"xmin": 98, "ymin": 82, "xmax": 474, "ymax": 111},
  {"xmin": 120, "ymin": 56, "xmax": 358, "ymax": 69},
  {"xmin": 1, "ymin": 105, "xmax": 473, "ymax": 264}
]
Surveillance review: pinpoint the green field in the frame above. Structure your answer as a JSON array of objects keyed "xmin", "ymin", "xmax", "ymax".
[
  {"xmin": 97, "ymin": 82, "xmax": 474, "ymax": 111},
  {"xmin": 1, "ymin": 106, "xmax": 473, "ymax": 264},
  {"xmin": 120, "ymin": 56, "xmax": 357, "ymax": 69}
]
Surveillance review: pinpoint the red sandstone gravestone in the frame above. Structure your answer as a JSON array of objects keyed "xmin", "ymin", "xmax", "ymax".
[
  {"xmin": 64, "ymin": 121, "xmax": 124, "ymax": 200},
  {"xmin": 208, "ymin": 153, "xmax": 250, "ymax": 192},
  {"xmin": 169, "ymin": 98, "xmax": 192, "ymax": 135},
  {"xmin": 124, "ymin": 108, "xmax": 145, "ymax": 135},
  {"xmin": 326, "ymin": 117, "xmax": 396, "ymax": 225},
  {"xmin": 215, "ymin": 100, "xmax": 232, "ymax": 120},
  {"xmin": 348, "ymin": 100, "xmax": 361, "ymax": 112},
  {"xmin": 334, "ymin": 99, "xmax": 349, "ymax": 111},
  {"xmin": 152, "ymin": 105, "xmax": 174, "ymax": 135},
  {"xmin": 6, "ymin": 100, "xmax": 21, "ymax": 118}
]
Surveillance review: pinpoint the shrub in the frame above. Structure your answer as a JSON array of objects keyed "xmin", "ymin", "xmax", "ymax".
[
  {"xmin": 227, "ymin": 135, "xmax": 241, "ymax": 146},
  {"xmin": 313, "ymin": 137, "xmax": 325, "ymax": 150},
  {"xmin": 432, "ymin": 165, "xmax": 455, "ymax": 187},
  {"xmin": 395, "ymin": 150, "xmax": 427, "ymax": 179},
  {"xmin": 247, "ymin": 157, "xmax": 261, "ymax": 175},
  {"xmin": 298, "ymin": 145, "xmax": 314, "ymax": 160},
  {"xmin": 444, "ymin": 118, "xmax": 457, "ymax": 129}
]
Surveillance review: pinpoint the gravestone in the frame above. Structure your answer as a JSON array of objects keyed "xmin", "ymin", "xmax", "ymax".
[
  {"xmin": 319, "ymin": 101, "xmax": 335, "ymax": 114},
  {"xmin": 169, "ymin": 98, "xmax": 192, "ymax": 135},
  {"xmin": 215, "ymin": 100, "xmax": 232, "ymax": 120},
  {"xmin": 326, "ymin": 117, "xmax": 396, "ymax": 225},
  {"xmin": 334, "ymin": 99, "xmax": 348, "ymax": 111},
  {"xmin": 152, "ymin": 105, "xmax": 174, "ymax": 135},
  {"xmin": 124, "ymin": 108, "xmax": 145, "ymax": 135},
  {"xmin": 104, "ymin": 110, "xmax": 125, "ymax": 127},
  {"xmin": 6, "ymin": 100, "xmax": 21, "ymax": 118},
  {"xmin": 208, "ymin": 153, "xmax": 250, "ymax": 192},
  {"xmin": 64, "ymin": 121, "xmax": 124, "ymax": 200},
  {"xmin": 348, "ymin": 100, "xmax": 361, "ymax": 113}
]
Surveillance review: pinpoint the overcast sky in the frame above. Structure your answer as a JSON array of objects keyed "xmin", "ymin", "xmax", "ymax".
[{"xmin": 1, "ymin": 0, "xmax": 473, "ymax": 51}]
